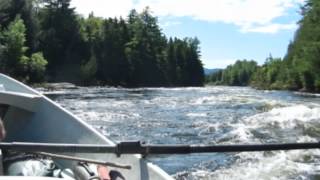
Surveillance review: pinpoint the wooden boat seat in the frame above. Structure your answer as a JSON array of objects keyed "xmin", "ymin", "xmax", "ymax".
[{"xmin": 0, "ymin": 91, "xmax": 41, "ymax": 112}]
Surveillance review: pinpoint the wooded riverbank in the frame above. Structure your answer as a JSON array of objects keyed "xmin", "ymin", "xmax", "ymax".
[
  {"xmin": 0, "ymin": 0, "xmax": 204, "ymax": 87},
  {"xmin": 207, "ymin": 0, "xmax": 320, "ymax": 93}
]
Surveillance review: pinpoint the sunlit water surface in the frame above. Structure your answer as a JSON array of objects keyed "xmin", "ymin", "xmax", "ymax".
[{"xmin": 41, "ymin": 86, "xmax": 320, "ymax": 180}]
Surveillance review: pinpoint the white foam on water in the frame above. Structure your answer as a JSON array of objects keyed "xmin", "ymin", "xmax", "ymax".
[
  {"xmin": 192, "ymin": 96, "xmax": 218, "ymax": 105},
  {"xmin": 213, "ymin": 123, "xmax": 257, "ymax": 144},
  {"xmin": 294, "ymin": 91, "xmax": 320, "ymax": 97},
  {"xmin": 297, "ymin": 136, "xmax": 318, "ymax": 143},
  {"xmin": 46, "ymin": 85, "xmax": 320, "ymax": 179},
  {"xmin": 191, "ymin": 95, "xmax": 246, "ymax": 105},
  {"xmin": 79, "ymin": 111, "xmax": 101, "ymax": 121},
  {"xmin": 209, "ymin": 104, "xmax": 320, "ymax": 145},
  {"xmin": 244, "ymin": 105, "xmax": 320, "ymax": 129},
  {"xmin": 191, "ymin": 93, "xmax": 286, "ymax": 110},
  {"xmin": 187, "ymin": 113, "xmax": 208, "ymax": 117},
  {"xmin": 150, "ymin": 97, "xmax": 180, "ymax": 108},
  {"xmin": 142, "ymin": 87, "xmax": 202, "ymax": 91},
  {"xmin": 190, "ymin": 105, "xmax": 320, "ymax": 180},
  {"xmin": 198, "ymin": 124, "xmax": 219, "ymax": 136},
  {"xmin": 77, "ymin": 111, "xmax": 141, "ymax": 122},
  {"xmin": 43, "ymin": 90, "xmax": 69, "ymax": 95},
  {"xmin": 191, "ymin": 148, "xmax": 320, "ymax": 180},
  {"xmin": 109, "ymin": 100, "xmax": 135, "ymax": 108},
  {"xmin": 227, "ymin": 124, "xmax": 255, "ymax": 143}
]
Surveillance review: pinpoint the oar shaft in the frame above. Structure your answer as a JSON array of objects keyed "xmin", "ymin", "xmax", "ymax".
[
  {"xmin": 147, "ymin": 142, "xmax": 320, "ymax": 154},
  {"xmin": 0, "ymin": 141, "xmax": 319, "ymax": 155}
]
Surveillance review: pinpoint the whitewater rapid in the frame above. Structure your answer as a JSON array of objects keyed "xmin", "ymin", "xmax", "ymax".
[{"xmin": 43, "ymin": 86, "xmax": 320, "ymax": 180}]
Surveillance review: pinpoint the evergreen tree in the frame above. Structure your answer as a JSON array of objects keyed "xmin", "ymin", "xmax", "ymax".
[
  {"xmin": 0, "ymin": 5, "xmax": 205, "ymax": 87},
  {"xmin": 39, "ymin": 0, "xmax": 81, "ymax": 80},
  {"xmin": 125, "ymin": 7, "xmax": 167, "ymax": 86},
  {"xmin": 166, "ymin": 38, "xmax": 177, "ymax": 85},
  {"xmin": 208, "ymin": 59, "xmax": 257, "ymax": 86}
]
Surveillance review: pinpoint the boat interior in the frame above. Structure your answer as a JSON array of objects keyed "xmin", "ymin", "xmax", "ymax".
[{"xmin": 0, "ymin": 74, "xmax": 173, "ymax": 180}]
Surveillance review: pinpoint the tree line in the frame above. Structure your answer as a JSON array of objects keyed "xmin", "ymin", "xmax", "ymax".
[
  {"xmin": 0, "ymin": 0, "xmax": 204, "ymax": 87},
  {"xmin": 206, "ymin": 60, "xmax": 257, "ymax": 86},
  {"xmin": 208, "ymin": 0, "xmax": 320, "ymax": 93}
]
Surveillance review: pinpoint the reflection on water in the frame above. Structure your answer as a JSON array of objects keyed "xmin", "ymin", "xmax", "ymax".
[{"xmin": 43, "ymin": 86, "xmax": 320, "ymax": 180}]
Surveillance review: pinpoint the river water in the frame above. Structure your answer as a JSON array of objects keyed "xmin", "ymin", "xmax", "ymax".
[{"xmin": 43, "ymin": 86, "xmax": 320, "ymax": 180}]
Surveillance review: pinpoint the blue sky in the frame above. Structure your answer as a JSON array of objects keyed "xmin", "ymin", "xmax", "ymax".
[{"xmin": 71, "ymin": 0, "xmax": 305, "ymax": 69}]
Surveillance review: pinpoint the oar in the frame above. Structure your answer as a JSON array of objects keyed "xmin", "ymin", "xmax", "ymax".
[
  {"xmin": 31, "ymin": 152, "xmax": 131, "ymax": 169},
  {"xmin": 0, "ymin": 141, "xmax": 320, "ymax": 156}
]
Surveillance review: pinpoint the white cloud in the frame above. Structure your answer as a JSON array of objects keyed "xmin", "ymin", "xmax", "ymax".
[
  {"xmin": 161, "ymin": 21, "xmax": 182, "ymax": 27},
  {"xmin": 203, "ymin": 59, "xmax": 237, "ymax": 69},
  {"xmin": 241, "ymin": 23, "xmax": 298, "ymax": 34},
  {"xmin": 70, "ymin": 0, "xmax": 134, "ymax": 18},
  {"xmin": 71, "ymin": 0, "xmax": 303, "ymax": 33}
]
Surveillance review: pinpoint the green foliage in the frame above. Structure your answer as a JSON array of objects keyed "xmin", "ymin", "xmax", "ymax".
[
  {"xmin": 1, "ymin": 16, "xmax": 29, "ymax": 76},
  {"xmin": 0, "ymin": 15, "xmax": 47, "ymax": 82},
  {"xmin": 250, "ymin": 56, "xmax": 287, "ymax": 89},
  {"xmin": 80, "ymin": 53, "xmax": 97, "ymax": 85},
  {"xmin": 97, "ymin": 17, "xmax": 131, "ymax": 86},
  {"xmin": 210, "ymin": 0, "xmax": 320, "ymax": 93},
  {"xmin": 163, "ymin": 37, "xmax": 204, "ymax": 86},
  {"xmin": 249, "ymin": 0, "xmax": 320, "ymax": 92},
  {"xmin": 208, "ymin": 60, "xmax": 257, "ymax": 86},
  {"xmin": 124, "ymin": 7, "xmax": 167, "ymax": 86},
  {"xmin": 0, "ymin": 1, "xmax": 205, "ymax": 87},
  {"xmin": 0, "ymin": 0, "xmax": 41, "ymax": 55},
  {"xmin": 0, "ymin": 0, "xmax": 11, "ymax": 26},
  {"xmin": 207, "ymin": 70, "xmax": 223, "ymax": 85},
  {"xmin": 4, "ymin": 0, "xmax": 320, "ymax": 92},
  {"xmin": 79, "ymin": 13, "xmax": 103, "ymax": 44},
  {"xmin": 20, "ymin": 52, "xmax": 48, "ymax": 82},
  {"xmin": 38, "ymin": 0, "xmax": 82, "ymax": 80},
  {"xmin": 28, "ymin": 52, "xmax": 47, "ymax": 80}
]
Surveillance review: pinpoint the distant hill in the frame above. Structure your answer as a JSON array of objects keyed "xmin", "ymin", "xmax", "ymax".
[{"xmin": 204, "ymin": 68, "xmax": 222, "ymax": 75}]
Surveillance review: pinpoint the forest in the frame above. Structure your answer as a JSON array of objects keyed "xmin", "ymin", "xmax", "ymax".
[
  {"xmin": 0, "ymin": 0, "xmax": 204, "ymax": 87},
  {"xmin": 207, "ymin": 0, "xmax": 320, "ymax": 93},
  {"xmin": 206, "ymin": 60, "xmax": 257, "ymax": 86}
]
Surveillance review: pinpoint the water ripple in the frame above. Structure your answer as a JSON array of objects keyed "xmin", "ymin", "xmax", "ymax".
[{"xmin": 41, "ymin": 86, "xmax": 320, "ymax": 179}]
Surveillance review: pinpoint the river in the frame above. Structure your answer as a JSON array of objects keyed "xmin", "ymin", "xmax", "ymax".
[{"xmin": 43, "ymin": 86, "xmax": 320, "ymax": 180}]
